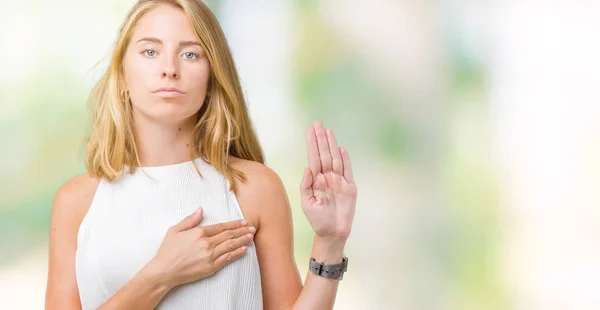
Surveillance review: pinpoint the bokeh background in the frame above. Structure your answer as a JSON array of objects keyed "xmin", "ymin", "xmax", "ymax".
[{"xmin": 2, "ymin": 0, "xmax": 600, "ymax": 309}]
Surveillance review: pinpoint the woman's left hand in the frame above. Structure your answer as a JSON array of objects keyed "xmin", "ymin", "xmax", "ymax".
[{"xmin": 300, "ymin": 121, "xmax": 357, "ymax": 247}]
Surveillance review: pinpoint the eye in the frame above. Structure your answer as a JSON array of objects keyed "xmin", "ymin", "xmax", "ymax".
[
  {"xmin": 183, "ymin": 52, "xmax": 198, "ymax": 60},
  {"xmin": 142, "ymin": 49, "xmax": 156, "ymax": 57}
]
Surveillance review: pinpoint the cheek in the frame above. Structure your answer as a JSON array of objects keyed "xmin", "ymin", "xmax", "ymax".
[
  {"xmin": 184, "ymin": 63, "xmax": 211, "ymax": 99},
  {"xmin": 124, "ymin": 57, "xmax": 153, "ymax": 92},
  {"xmin": 189, "ymin": 61, "xmax": 211, "ymax": 85}
]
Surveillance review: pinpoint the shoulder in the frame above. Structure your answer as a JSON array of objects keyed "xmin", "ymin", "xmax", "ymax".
[
  {"xmin": 46, "ymin": 174, "xmax": 100, "ymax": 308},
  {"xmin": 228, "ymin": 156, "xmax": 283, "ymax": 191},
  {"xmin": 51, "ymin": 173, "xmax": 101, "ymax": 224},
  {"xmin": 228, "ymin": 156, "xmax": 289, "ymax": 229}
]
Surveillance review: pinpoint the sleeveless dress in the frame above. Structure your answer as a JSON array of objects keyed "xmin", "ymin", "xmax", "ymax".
[{"xmin": 75, "ymin": 158, "xmax": 264, "ymax": 309}]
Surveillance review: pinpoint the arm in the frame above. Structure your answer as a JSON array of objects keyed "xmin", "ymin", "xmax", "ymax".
[
  {"xmin": 293, "ymin": 122, "xmax": 357, "ymax": 309},
  {"xmin": 232, "ymin": 162, "xmax": 303, "ymax": 309},
  {"xmin": 257, "ymin": 172, "xmax": 346, "ymax": 310},
  {"xmin": 231, "ymin": 164, "xmax": 350, "ymax": 310},
  {"xmin": 96, "ymin": 262, "xmax": 173, "ymax": 310},
  {"xmin": 45, "ymin": 174, "xmax": 97, "ymax": 309},
  {"xmin": 294, "ymin": 237, "xmax": 346, "ymax": 310},
  {"xmin": 232, "ymin": 121, "xmax": 356, "ymax": 310}
]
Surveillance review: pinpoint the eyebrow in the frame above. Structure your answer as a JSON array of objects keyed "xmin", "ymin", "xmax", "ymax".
[{"xmin": 136, "ymin": 37, "xmax": 201, "ymax": 47}]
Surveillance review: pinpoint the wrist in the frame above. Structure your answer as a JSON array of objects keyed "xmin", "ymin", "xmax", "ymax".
[
  {"xmin": 311, "ymin": 236, "xmax": 346, "ymax": 264},
  {"xmin": 143, "ymin": 258, "xmax": 177, "ymax": 292}
]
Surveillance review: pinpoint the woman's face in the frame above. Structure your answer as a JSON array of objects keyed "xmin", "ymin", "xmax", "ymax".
[{"xmin": 123, "ymin": 4, "xmax": 210, "ymax": 125}]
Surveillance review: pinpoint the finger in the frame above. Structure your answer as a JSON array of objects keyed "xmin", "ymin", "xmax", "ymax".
[
  {"xmin": 300, "ymin": 168, "xmax": 314, "ymax": 201},
  {"xmin": 325, "ymin": 128, "xmax": 343, "ymax": 174},
  {"xmin": 314, "ymin": 121, "xmax": 333, "ymax": 173},
  {"xmin": 306, "ymin": 126, "xmax": 321, "ymax": 177},
  {"xmin": 340, "ymin": 146, "xmax": 354, "ymax": 184},
  {"xmin": 173, "ymin": 208, "xmax": 203, "ymax": 232},
  {"xmin": 209, "ymin": 225, "xmax": 256, "ymax": 247},
  {"xmin": 200, "ymin": 218, "xmax": 248, "ymax": 237},
  {"xmin": 213, "ymin": 244, "xmax": 249, "ymax": 269},
  {"xmin": 212, "ymin": 233, "xmax": 254, "ymax": 259}
]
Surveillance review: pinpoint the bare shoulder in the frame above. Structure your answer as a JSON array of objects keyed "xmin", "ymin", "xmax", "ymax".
[
  {"xmin": 228, "ymin": 156, "xmax": 288, "ymax": 230},
  {"xmin": 52, "ymin": 173, "xmax": 100, "ymax": 223},
  {"xmin": 46, "ymin": 173, "xmax": 100, "ymax": 308},
  {"xmin": 229, "ymin": 156, "xmax": 283, "ymax": 189}
]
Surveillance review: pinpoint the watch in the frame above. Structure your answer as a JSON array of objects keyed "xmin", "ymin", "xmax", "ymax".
[{"xmin": 309, "ymin": 256, "xmax": 348, "ymax": 280}]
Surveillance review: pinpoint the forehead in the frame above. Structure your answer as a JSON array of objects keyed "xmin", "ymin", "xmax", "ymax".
[{"xmin": 131, "ymin": 4, "xmax": 198, "ymax": 42}]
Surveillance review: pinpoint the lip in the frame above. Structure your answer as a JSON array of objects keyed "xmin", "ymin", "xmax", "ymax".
[{"xmin": 152, "ymin": 87, "xmax": 185, "ymax": 97}]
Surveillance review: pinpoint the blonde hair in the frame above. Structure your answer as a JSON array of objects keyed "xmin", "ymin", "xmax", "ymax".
[{"xmin": 85, "ymin": 0, "xmax": 264, "ymax": 192}]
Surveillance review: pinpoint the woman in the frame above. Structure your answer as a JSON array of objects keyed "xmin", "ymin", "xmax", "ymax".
[{"xmin": 45, "ymin": 0, "xmax": 357, "ymax": 309}]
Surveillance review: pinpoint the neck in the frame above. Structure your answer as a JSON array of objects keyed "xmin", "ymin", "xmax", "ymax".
[{"xmin": 133, "ymin": 114, "xmax": 198, "ymax": 167}]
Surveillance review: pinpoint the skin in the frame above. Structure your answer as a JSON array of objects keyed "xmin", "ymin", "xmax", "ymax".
[{"xmin": 45, "ymin": 4, "xmax": 357, "ymax": 310}]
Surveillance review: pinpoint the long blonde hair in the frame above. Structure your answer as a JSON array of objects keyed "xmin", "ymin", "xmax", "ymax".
[{"xmin": 85, "ymin": 0, "xmax": 264, "ymax": 192}]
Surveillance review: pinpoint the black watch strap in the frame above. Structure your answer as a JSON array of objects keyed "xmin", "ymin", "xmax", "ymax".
[{"xmin": 309, "ymin": 256, "xmax": 348, "ymax": 280}]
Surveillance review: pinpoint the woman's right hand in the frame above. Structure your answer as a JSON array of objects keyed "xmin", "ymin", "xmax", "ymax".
[{"xmin": 150, "ymin": 208, "xmax": 256, "ymax": 288}]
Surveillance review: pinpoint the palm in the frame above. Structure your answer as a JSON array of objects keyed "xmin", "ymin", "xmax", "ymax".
[{"xmin": 300, "ymin": 121, "xmax": 357, "ymax": 240}]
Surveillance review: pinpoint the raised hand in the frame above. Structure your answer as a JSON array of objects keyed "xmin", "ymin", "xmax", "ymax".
[{"xmin": 300, "ymin": 121, "xmax": 357, "ymax": 244}]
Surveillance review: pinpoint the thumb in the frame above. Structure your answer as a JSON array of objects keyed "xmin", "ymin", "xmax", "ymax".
[
  {"xmin": 300, "ymin": 168, "xmax": 314, "ymax": 201},
  {"xmin": 174, "ymin": 207, "xmax": 203, "ymax": 232}
]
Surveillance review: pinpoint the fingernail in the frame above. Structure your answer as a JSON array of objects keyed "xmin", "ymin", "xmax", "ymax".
[
  {"xmin": 241, "ymin": 220, "xmax": 248, "ymax": 225},
  {"xmin": 194, "ymin": 207, "xmax": 202, "ymax": 214},
  {"xmin": 248, "ymin": 226, "xmax": 256, "ymax": 233},
  {"xmin": 247, "ymin": 233, "xmax": 254, "ymax": 239},
  {"xmin": 241, "ymin": 246, "xmax": 248, "ymax": 251}
]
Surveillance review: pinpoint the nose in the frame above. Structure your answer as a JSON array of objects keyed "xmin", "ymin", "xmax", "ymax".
[{"xmin": 161, "ymin": 56, "xmax": 180, "ymax": 80}]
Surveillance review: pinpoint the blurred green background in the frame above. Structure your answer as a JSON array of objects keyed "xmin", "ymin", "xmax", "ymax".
[{"xmin": 2, "ymin": 1, "xmax": 600, "ymax": 309}]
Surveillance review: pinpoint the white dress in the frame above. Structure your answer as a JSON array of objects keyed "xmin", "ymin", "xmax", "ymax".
[{"xmin": 75, "ymin": 159, "xmax": 263, "ymax": 309}]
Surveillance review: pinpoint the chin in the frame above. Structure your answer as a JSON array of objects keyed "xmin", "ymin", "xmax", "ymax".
[{"xmin": 136, "ymin": 103, "xmax": 201, "ymax": 126}]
